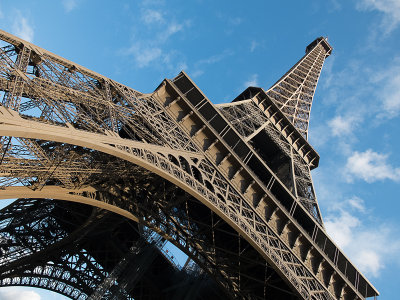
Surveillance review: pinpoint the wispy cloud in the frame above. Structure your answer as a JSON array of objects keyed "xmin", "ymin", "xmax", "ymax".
[
  {"xmin": 162, "ymin": 51, "xmax": 187, "ymax": 73},
  {"xmin": 356, "ymin": 0, "xmax": 400, "ymax": 35},
  {"xmin": 157, "ymin": 22, "xmax": 184, "ymax": 43},
  {"xmin": 62, "ymin": 0, "xmax": 78, "ymax": 13},
  {"xmin": 12, "ymin": 12, "xmax": 34, "ymax": 42},
  {"xmin": 121, "ymin": 3, "xmax": 189, "ymax": 71},
  {"xmin": 141, "ymin": 9, "xmax": 164, "ymax": 25},
  {"xmin": 372, "ymin": 58, "xmax": 400, "ymax": 119},
  {"xmin": 0, "ymin": 287, "xmax": 41, "ymax": 300},
  {"xmin": 325, "ymin": 197, "xmax": 400, "ymax": 277},
  {"xmin": 244, "ymin": 74, "xmax": 258, "ymax": 87},
  {"xmin": 347, "ymin": 196, "xmax": 367, "ymax": 213},
  {"xmin": 380, "ymin": 73, "xmax": 400, "ymax": 117},
  {"xmin": 190, "ymin": 70, "xmax": 204, "ymax": 78},
  {"xmin": 312, "ymin": 39, "xmax": 400, "ymax": 278},
  {"xmin": 196, "ymin": 50, "xmax": 234, "ymax": 66},
  {"xmin": 125, "ymin": 45, "xmax": 162, "ymax": 68},
  {"xmin": 308, "ymin": 122, "xmax": 332, "ymax": 149},
  {"xmin": 228, "ymin": 17, "xmax": 242, "ymax": 26},
  {"xmin": 314, "ymin": 55, "xmax": 400, "ymax": 151},
  {"xmin": 216, "ymin": 12, "xmax": 242, "ymax": 26},
  {"xmin": 345, "ymin": 149, "xmax": 400, "ymax": 183},
  {"xmin": 250, "ymin": 40, "xmax": 258, "ymax": 52},
  {"xmin": 215, "ymin": 12, "xmax": 243, "ymax": 35},
  {"xmin": 314, "ymin": 161, "xmax": 400, "ymax": 278},
  {"xmin": 190, "ymin": 49, "xmax": 233, "ymax": 78}
]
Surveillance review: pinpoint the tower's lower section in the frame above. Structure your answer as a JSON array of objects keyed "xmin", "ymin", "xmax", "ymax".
[
  {"xmin": 0, "ymin": 166, "xmax": 299, "ymax": 299},
  {"xmin": 0, "ymin": 198, "xmax": 230, "ymax": 299}
]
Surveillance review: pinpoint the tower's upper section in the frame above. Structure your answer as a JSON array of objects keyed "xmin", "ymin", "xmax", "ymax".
[
  {"xmin": 219, "ymin": 37, "xmax": 332, "ymax": 169},
  {"xmin": 265, "ymin": 37, "xmax": 332, "ymax": 139},
  {"xmin": 305, "ymin": 36, "xmax": 332, "ymax": 56}
]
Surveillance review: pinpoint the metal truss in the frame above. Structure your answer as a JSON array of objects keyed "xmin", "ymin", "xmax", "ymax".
[
  {"xmin": 266, "ymin": 37, "xmax": 332, "ymax": 139},
  {"xmin": 218, "ymin": 98, "xmax": 323, "ymax": 225},
  {"xmin": 0, "ymin": 29, "xmax": 378, "ymax": 300},
  {"xmin": 0, "ymin": 197, "xmax": 227, "ymax": 299}
]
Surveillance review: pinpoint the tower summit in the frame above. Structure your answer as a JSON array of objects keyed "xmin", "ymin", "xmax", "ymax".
[{"xmin": 0, "ymin": 30, "xmax": 378, "ymax": 299}]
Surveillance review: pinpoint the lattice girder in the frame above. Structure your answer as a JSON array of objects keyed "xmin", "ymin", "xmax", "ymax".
[
  {"xmin": 265, "ymin": 38, "xmax": 330, "ymax": 139},
  {"xmin": 0, "ymin": 182, "xmax": 299, "ymax": 299},
  {"xmin": 0, "ymin": 30, "xmax": 378, "ymax": 299},
  {"xmin": 0, "ymin": 195, "xmax": 232, "ymax": 299},
  {"xmin": 217, "ymin": 40, "xmax": 330, "ymax": 225},
  {"xmin": 1, "ymin": 105, "xmax": 351, "ymax": 299}
]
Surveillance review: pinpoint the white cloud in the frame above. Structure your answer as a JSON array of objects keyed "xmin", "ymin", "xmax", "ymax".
[
  {"xmin": 196, "ymin": 50, "xmax": 234, "ymax": 66},
  {"xmin": 136, "ymin": 48, "xmax": 162, "ymax": 67},
  {"xmin": 381, "ymin": 73, "xmax": 400, "ymax": 116},
  {"xmin": 141, "ymin": 9, "xmax": 164, "ymax": 24},
  {"xmin": 311, "ymin": 58, "xmax": 371, "ymax": 148},
  {"xmin": 0, "ymin": 287, "xmax": 41, "ymax": 300},
  {"xmin": 162, "ymin": 51, "xmax": 188, "ymax": 73},
  {"xmin": 357, "ymin": 0, "xmax": 400, "ymax": 34},
  {"xmin": 356, "ymin": 250, "xmax": 381, "ymax": 276},
  {"xmin": 328, "ymin": 115, "xmax": 360, "ymax": 136},
  {"xmin": 12, "ymin": 13, "xmax": 34, "ymax": 42},
  {"xmin": 190, "ymin": 50, "xmax": 233, "ymax": 77},
  {"xmin": 244, "ymin": 74, "xmax": 258, "ymax": 87},
  {"xmin": 62, "ymin": 0, "xmax": 78, "ymax": 13},
  {"xmin": 121, "ymin": 3, "xmax": 189, "ymax": 70},
  {"xmin": 320, "ymin": 57, "xmax": 400, "ymax": 130},
  {"xmin": 325, "ymin": 197, "xmax": 400, "ymax": 277},
  {"xmin": 176, "ymin": 61, "xmax": 187, "ymax": 71},
  {"xmin": 347, "ymin": 196, "xmax": 366, "ymax": 213},
  {"xmin": 158, "ymin": 22, "xmax": 184, "ymax": 42},
  {"xmin": 325, "ymin": 209, "xmax": 360, "ymax": 247},
  {"xmin": 345, "ymin": 149, "xmax": 400, "ymax": 182},
  {"xmin": 191, "ymin": 70, "xmax": 204, "ymax": 78},
  {"xmin": 320, "ymin": 55, "xmax": 335, "ymax": 89},
  {"xmin": 328, "ymin": 195, "xmax": 368, "ymax": 213},
  {"xmin": 125, "ymin": 45, "xmax": 162, "ymax": 68},
  {"xmin": 315, "ymin": 166, "xmax": 400, "ymax": 278},
  {"xmin": 373, "ymin": 61, "xmax": 400, "ymax": 118}
]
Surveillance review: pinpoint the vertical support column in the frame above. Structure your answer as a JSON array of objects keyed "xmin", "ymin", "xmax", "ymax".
[
  {"xmin": 290, "ymin": 147, "xmax": 298, "ymax": 198},
  {"xmin": 103, "ymin": 79, "xmax": 119, "ymax": 134}
]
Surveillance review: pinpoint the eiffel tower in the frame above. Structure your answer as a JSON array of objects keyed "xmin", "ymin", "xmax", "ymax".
[{"xmin": 0, "ymin": 29, "xmax": 379, "ymax": 299}]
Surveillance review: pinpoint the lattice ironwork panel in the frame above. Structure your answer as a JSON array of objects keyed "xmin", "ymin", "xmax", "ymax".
[{"xmin": 0, "ymin": 29, "xmax": 378, "ymax": 300}]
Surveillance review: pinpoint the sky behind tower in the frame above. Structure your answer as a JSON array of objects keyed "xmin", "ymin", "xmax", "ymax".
[{"xmin": 0, "ymin": 0, "xmax": 399, "ymax": 299}]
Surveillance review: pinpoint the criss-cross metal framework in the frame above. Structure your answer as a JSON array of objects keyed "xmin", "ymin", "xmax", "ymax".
[{"xmin": 0, "ymin": 30, "xmax": 378, "ymax": 299}]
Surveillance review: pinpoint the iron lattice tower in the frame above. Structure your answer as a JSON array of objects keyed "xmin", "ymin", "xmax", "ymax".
[{"xmin": 0, "ymin": 30, "xmax": 378, "ymax": 300}]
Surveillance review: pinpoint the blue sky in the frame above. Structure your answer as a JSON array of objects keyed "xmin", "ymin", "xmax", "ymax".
[{"xmin": 0, "ymin": 0, "xmax": 399, "ymax": 299}]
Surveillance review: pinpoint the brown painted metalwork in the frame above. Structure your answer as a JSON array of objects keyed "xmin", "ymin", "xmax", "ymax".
[{"xmin": 0, "ymin": 29, "xmax": 378, "ymax": 299}]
